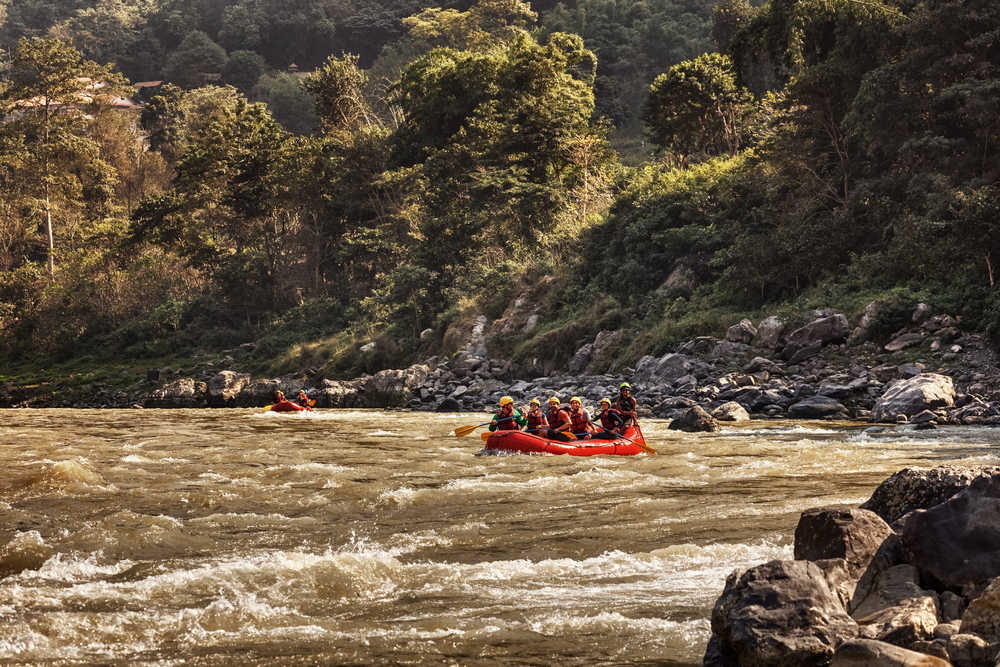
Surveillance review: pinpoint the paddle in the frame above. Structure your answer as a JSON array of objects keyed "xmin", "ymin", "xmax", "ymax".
[
  {"xmin": 454, "ymin": 414, "xmax": 515, "ymax": 437},
  {"xmin": 631, "ymin": 423, "xmax": 657, "ymax": 455}
]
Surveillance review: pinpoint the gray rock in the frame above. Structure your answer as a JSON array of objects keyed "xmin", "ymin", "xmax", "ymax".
[
  {"xmin": 709, "ymin": 559, "xmax": 858, "ymax": 666},
  {"xmin": 668, "ymin": 405, "xmax": 721, "ymax": 432},
  {"xmin": 712, "ymin": 401, "xmax": 751, "ymax": 422},
  {"xmin": 900, "ymin": 474, "xmax": 1000, "ymax": 588},
  {"xmin": 727, "ymin": 318, "xmax": 758, "ymax": 344},
  {"xmin": 784, "ymin": 313, "xmax": 851, "ymax": 351},
  {"xmin": 884, "ymin": 333, "xmax": 925, "ymax": 352},
  {"xmin": 872, "ymin": 374, "xmax": 955, "ymax": 423},
  {"xmin": 754, "ymin": 315, "xmax": 787, "ymax": 348},
  {"xmin": 946, "ymin": 633, "xmax": 992, "ymax": 667},
  {"xmin": 794, "ymin": 508, "xmax": 894, "ymax": 581},
  {"xmin": 435, "ymin": 397, "xmax": 462, "ymax": 412},
  {"xmin": 850, "ymin": 565, "xmax": 939, "ymax": 647},
  {"xmin": 831, "ymin": 639, "xmax": 950, "ymax": 666},
  {"xmin": 146, "ymin": 378, "xmax": 206, "ymax": 408},
  {"xmin": 860, "ymin": 466, "xmax": 994, "ymax": 525},
  {"xmin": 206, "ymin": 371, "xmax": 251, "ymax": 407},
  {"xmin": 912, "ymin": 303, "xmax": 933, "ymax": 325},
  {"xmin": 788, "ymin": 396, "xmax": 849, "ymax": 419},
  {"xmin": 959, "ymin": 577, "xmax": 1000, "ymax": 644}
]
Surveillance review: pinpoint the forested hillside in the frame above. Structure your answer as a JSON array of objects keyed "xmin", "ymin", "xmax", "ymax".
[{"xmin": 0, "ymin": 0, "xmax": 997, "ymax": 391}]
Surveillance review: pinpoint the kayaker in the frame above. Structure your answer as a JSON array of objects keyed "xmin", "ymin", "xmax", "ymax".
[
  {"xmin": 270, "ymin": 390, "xmax": 306, "ymax": 412},
  {"xmin": 545, "ymin": 396, "xmax": 573, "ymax": 441},
  {"xmin": 524, "ymin": 398, "xmax": 546, "ymax": 433},
  {"xmin": 489, "ymin": 396, "xmax": 526, "ymax": 431},
  {"xmin": 592, "ymin": 398, "xmax": 625, "ymax": 439},
  {"xmin": 568, "ymin": 396, "xmax": 595, "ymax": 439},
  {"xmin": 296, "ymin": 389, "xmax": 312, "ymax": 408},
  {"xmin": 614, "ymin": 382, "xmax": 638, "ymax": 426}
]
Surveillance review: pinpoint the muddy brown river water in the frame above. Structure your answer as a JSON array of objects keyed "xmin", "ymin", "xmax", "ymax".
[{"xmin": 2, "ymin": 409, "xmax": 998, "ymax": 665}]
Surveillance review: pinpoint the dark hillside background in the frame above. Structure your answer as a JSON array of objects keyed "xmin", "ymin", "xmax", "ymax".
[{"xmin": 0, "ymin": 0, "xmax": 997, "ymax": 389}]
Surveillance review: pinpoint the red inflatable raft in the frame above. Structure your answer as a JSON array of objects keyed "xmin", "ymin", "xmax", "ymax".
[
  {"xmin": 483, "ymin": 425, "xmax": 649, "ymax": 456},
  {"xmin": 269, "ymin": 400, "xmax": 310, "ymax": 412}
]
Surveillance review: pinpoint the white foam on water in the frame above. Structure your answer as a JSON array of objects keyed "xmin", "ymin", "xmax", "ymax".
[
  {"xmin": 188, "ymin": 512, "xmax": 317, "ymax": 529},
  {"xmin": 377, "ymin": 486, "xmax": 418, "ymax": 505},
  {"xmin": 30, "ymin": 552, "xmax": 137, "ymax": 584},
  {"xmin": 366, "ymin": 429, "xmax": 399, "ymax": 436},
  {"xmin": 528, "ymin": 609, "xmax": 709, "ymax": 637},
  {"xmin": 441, "ymin": 467, "xmax": 665, "ymax": 495},
  {"xmin": 121, "ymin": 454, "xmax": 154, "ymax": 464}
]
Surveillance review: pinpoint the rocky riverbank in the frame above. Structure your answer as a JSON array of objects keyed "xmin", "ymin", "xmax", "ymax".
[
  {"xmin": 7, "ymin": 302, "xmax": 1000, "ymax": 421},
  {"xmin": 706, "ymin": 465, "xmax": 1000, "ymax": 666},
  {"xmin": 130, "ymin": 302, "xmax": 1000, "ymax": 427}
]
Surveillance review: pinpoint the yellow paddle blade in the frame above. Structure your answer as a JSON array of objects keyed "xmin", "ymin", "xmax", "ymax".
[
  {"xmin": 481, "ymin": 431, "xmax": 491, "ymax": 442},
  {"xmin": 454, "ymin": 424, "xmax": 480, "ymax": 437},
  {"xmin": 638, "ymin": 442, "xmax": 657, "ymax": 455},
  {"xmin": 260, "ymin": 404, "xmax": 274, "ymax": 412}
]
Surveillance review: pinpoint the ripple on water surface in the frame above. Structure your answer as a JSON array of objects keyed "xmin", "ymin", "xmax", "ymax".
[{"xmin": 3, "ymin": 411, "xmax": 1000, "ymax": 664}]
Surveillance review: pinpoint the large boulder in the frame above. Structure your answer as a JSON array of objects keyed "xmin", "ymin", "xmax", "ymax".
[
  {"xmin": 754, "ymin": 316, "xmax": 787, "ymax": 349},
  {"xmin": 831, "ymin": 639, "xmax": 950, "ymax": 666},
  {"xmin": 850, "ymin": 565, "xmax": 939, "ymax": 647},
  {"xmin": 900, "ymin": 475, "xmax": 1000, "ymax": 589},
  {"xmin": 727, "ymin": 318, "xmax": 758, "ymax": 344},
  {"xmin": 788, "ymin": 396, "xmax": 849, "ymax": 419},
  {"xmin": 860, "ymin": 466, "xmax": 993, "ymax": 525},
  {"xmin": 794, "ymin": 508, "xmax": 894, "ymax": 581},
  {"xmin": 959, "ymin": 577, "xmax": 1000, "ymax": 644},
  {"xmin": 668, "ymin": 405, "xmax": 721, "ymax": 432},
  {"xmin": 872, "ymin": 374, "xmax": 955, "ymax": 423},
  {"xmin": 633, "ymin": 353, "xmax": 712, "ymax": 385},
  {"xmin": 707, "ymin": 559, "xmax": 858, "ymax": 666},
  {"xmin": 713, "ymin": 401, "xmax": 751, "ymax": 422},
  {"xmin": 206, "ymin": 371, "xmax": 251, "ymax": 407},
  {"xmin": 782, "ymin": 313, "xmax": 850, "ymax": 359},
  {"xmin": 146, "ymin": 378, "xmax": 206, "ymax": 408}
]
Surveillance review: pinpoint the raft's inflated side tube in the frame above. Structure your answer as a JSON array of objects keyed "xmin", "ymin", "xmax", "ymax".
[
  {"xmin": 485, "ymin": 426, "xmax": 645, "ymax": 456},
  {"xmin": 270, "ymin": 400, "xmax": 307, "ymax": 412}
]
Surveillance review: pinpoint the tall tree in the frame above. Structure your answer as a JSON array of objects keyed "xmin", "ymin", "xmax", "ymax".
[{"xmin": 2, "ymin": 37, "xmax": 127, "ymax": 275}]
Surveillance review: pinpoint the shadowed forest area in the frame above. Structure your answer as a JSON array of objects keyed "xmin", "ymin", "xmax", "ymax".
[{"xmin": 0, "ymin": 0, "xmax": 998, "ymax": 388}]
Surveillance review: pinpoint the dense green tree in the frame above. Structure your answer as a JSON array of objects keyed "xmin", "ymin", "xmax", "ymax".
[
  {"xmin": 140, "ymin": 83, "xmax": 242, "ymax": 163},
  {"xmin": 388, "ymin": 31, "xmax": 610, "ymax": 323},
  {"xmin": 162, "ymin": 29, "xmax": 227, "ymax": 88},
  {"xmin": 302, "ymin": 54, "xmax": 372, "ymax": 134},
  {"xmin": 253, "ymin": 72, "xmax": 318, "ymax": 134},
  {"xmin": 642, "ymin": 52, "xmax": 756, "ymax": 160},
  {"xmin": 222, "ymin": 49, "xmax": 265, "ymax": 93}
]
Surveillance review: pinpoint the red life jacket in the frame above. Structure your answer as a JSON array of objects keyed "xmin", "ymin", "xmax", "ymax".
[
  {"xmin": 599, "ymin": 408, "xmax": 624, "ymax": 431},
  {"xmin": 546, "ymin": 407, "xmax": 570, "ymax": 429},
  {"xmin": 525, "ymin": 409, "xmax": 546, "ymax": 430},
  {"xmin": 495, "ymin": 407, "xmax": 520, "ymax": 431},
  {"xmin": 569, "ymin": 408, "xmax": 592, "ymax": 434}
]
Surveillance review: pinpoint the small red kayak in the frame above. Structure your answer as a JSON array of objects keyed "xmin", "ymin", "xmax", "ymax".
[
  {"xmin": 269, "ymin": 400, "xmax": 311, "ymax": 413},
  {"xmin": 483, "ymin": 425, "xmax": 648, "ymax": 456}
]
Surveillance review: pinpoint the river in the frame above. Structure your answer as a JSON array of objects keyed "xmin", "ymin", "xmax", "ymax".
[{"xmin": 1, "ymin": 409, "xmax": 998, "ymax": 665}]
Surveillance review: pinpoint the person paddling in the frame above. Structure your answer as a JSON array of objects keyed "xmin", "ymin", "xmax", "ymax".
[
  {"xmin": 523, "ymin": 398, "xmax": 546, "ymax": 434},
  {"xmin": 568, "ymin": 396, "xmax": 595, "ymax": 439},
  {"xmin": 544, "ymin": 396, "xmax": 574, "ymax": 442},
  {"xmin": 296, "ymin": 389, "xmax": 314, "ymax": 409},
  {"xmin": 592, "ymin": 398, "xmax": 625, "ymax": 439},
  {"xmin": 489, "ymin": 396, "xmax": 526, "ymax": 432},
  {"xmin": 614, "ymin": 382, "xmax": 638, "ymax": 427}
]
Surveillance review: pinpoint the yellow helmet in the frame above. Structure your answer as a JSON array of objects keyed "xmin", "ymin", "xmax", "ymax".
[
  {"xmin": 499, "ymin": 396, "xmax": 514, "ymax": 406},
  {"xmin": 548, "ymin": 396, "xmax": 560, "ymax": 405},
  {"xmin": 529, "ymin": 398, "xmax": 540, "ymax": 406},
  {"xmin": 600, "ymin": 397, "xmax": 611, "ymax": 405},
  {"xmin": 570, "ymin": 396, "xmax": 582, "ymax": 405}
]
